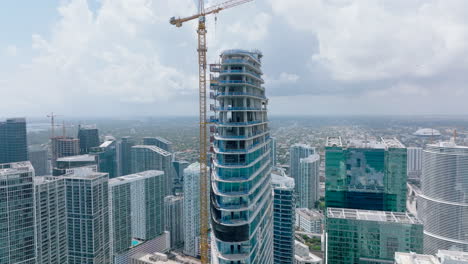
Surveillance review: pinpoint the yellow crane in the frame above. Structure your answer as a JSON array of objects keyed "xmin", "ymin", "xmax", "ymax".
[{"xmin": 169, "ymin": 0, "xmax": 253, "ymax": 263}]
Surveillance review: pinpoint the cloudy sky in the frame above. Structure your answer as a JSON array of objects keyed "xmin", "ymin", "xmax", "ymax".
[{"xmin": 1, "ymin": 0, "xmax": 468, "ymax": 117}]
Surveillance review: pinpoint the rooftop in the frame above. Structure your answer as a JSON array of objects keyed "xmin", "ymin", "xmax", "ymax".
[
  {"xmin": 271, "ymin": 173, "xmax": 295, "ymax": 189},
  {"xmin": 109, "ymin": 170, "xmax": 164, "ymax": 186},
  {"xmin": 133, "ymin": 145, "xmax": 172, "ymax": 156},
  {"xmin": 327, "ymin": 208, "xmax": 421, "ymax": 224},
  {"xmin": 56, "ymin": 154, "xmax": 95, "ymax": 162},
  {"xmin": 326, "ymin": 137, "xmax": 405, "ymax": 149},
  {"xmin": 99, "ymin": 140, "xmax": 114, "ymax": 148},
  {"xmin": 291, "ymin": 143, "xmax": 315, "ymax": 150},
  {"xmin": 296, "ymin": 208, "xmax": 323, "ymax": 220},
  {"xmin": 300, "ymin": 154, "xmax": 320, "ymax": 163},
  {"xmin": 294, "ymin": 240, "xmax": 322, "ymax": 263},
  {"xmin": 414, "ymin": 128, "xmax": 441, "ymax": 136},
  {"xmin": 437, "ymin": 250, "xmax": 468, "ymax": 262},
  {"xmin": 144, "ymin": 136, "xmax": 172, "ymax": 145},
  {"xmin": 427, "ymin": 141, "xmax": 468, "ymax": 149},
  {"xmin": 34, "ymin": 176, "xmax": 61, "ymax": 185},
  {"xmin": 395, "ymin": 252, "xmax": 439, "ymax": 264},
  {"xmin": 0, "ymin": 161, "xmax": 34, "ymax": 175},
  {"xmin": 61, "ymin": 167, "xmax": 107, "ymax": 180},
  {"xmin": 326, "ymin": 137, "xmax": 343, "ymax": 147}
]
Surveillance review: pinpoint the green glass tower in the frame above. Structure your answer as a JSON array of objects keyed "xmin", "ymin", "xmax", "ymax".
[
  {"xmin": 326, "ymin": 208, "xmax": 423, "ymax": 264},
  {"xmin": 325, "ymin": 137, "xmax": 407, "ymax": 212}
]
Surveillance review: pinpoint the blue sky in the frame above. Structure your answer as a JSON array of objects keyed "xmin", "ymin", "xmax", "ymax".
[{"xmin": 1, "ymin": 0, "xmax": 468, "ymax": 117}]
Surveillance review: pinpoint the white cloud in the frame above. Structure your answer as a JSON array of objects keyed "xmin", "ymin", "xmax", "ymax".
[
  {"xmin": 4, "ymin": 45, "xmax": 18, "ymax": 56},
  {"xmin": 227, "ymin": 12, "xmax": 272, "ymax": 42},
  {"xmin": 270, "ymin": 0, "xmax": 468, "ymax": 81},
  {"xmin": 266, "ymin": 72, "xmax": 300, "ymax": 87}
]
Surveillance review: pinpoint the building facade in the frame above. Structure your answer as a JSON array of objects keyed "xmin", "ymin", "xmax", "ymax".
[
  {"xmin": 164, "ymin": 195, "xmax": 184, "ymax": 249},
  {"xmin": 183, "ymin": 163, "xmax": 201, "ymax": 257},
  {"xmin": 294, "ymin": 241, "xmax": 323, "ymax": 264},
  {"xmin": 90, "ymin": 140, "xmax": 118, "ymax": 178},
  {"xmin": 51, "ymin": 136, "xmax": 80, "ymax": 167},
  {"xmin": 418, "ymin": 142, "xmax": 468, "ymax": 253},
  {"xmin": 28, "ymin": 145, "xmax": 49, "ymax": 176},
  {"xmin": 77, "ymin": 126, "xmax": 100, "ymax": 154},
  {"xmin": 0, "ymin": 162, "xmax": 36, "ymax": 264},
  {"xmin": 119, "ymin": 136, "xmax": 135, "ymax": 176},
  {"xmin": 271, "ymin": 137, "xmax": 277, "ymax": 167},
  {"xmin": 325, "ymin": 137, "xmax": 407, "ymax": 212},
  {"xmin": 62, "ymin": 169, "xmax": 110, "ymax": 264},
  {"xmin": 298, "ymin": 154, "xmax": 320, "ymax": 209},
  {"xmin": 53, "ymin": 154, "xmax": 97, "ymax": 176},
  {"xmin": 143, "ymin": 137, "xmax": 173, "ymax": 153},
  {"xmin": 272, "ymin": 174, "xmax": 295, "ymax": 264},
  {"xmin": 0, "ymin": 117, "xmax": 28, "ymax": 163},
  {"xmin": 109, "ymin": 176, "xmax": 133, "ymax": 257},
  {"xmin": 34, "ymin": 176, "xmax": 68, "ymax": 264},
  {"xmin": 211, "ymin": 49, "xmax": 273, "ymax": 264},
  {"xmin": 289, "ymin": 144, "xmax": 315, "ymax": 188},
  {"xmin": 295, "ymin": 208, "xmax": 323, "ymax": 234},
  {"xmin": 131, "ymin": 145, "xmax": 173, "ymax": 196},
  {"xmin": 407, "ymin": 147, "xmax": 423, "ymax": 181},
  {"xmin": 326, "ymin": 208, "xmax": 423, "ymax": 264}
]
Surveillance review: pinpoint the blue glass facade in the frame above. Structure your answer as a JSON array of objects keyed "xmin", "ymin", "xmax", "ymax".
[{"xmin": 211, "ymin": 50, "xmax": 273, "ymax": 264}]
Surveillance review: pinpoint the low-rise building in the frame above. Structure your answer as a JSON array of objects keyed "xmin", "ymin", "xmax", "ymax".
[
  {"xmin": 295, "ymin": 208, "xmax": 323, "ymax": 234},
  {"xmin": 294, "ymin": 240, "xmax": 322, "ymax": 264}
]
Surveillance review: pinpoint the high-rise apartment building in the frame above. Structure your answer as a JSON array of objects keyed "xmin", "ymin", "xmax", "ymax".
[
  {"xmin": 0, "ymin": 161, "xmax": 36, "ymax": 264},
  {"xmin": 90, "ymin": 140, "xmax": 118, "ymax": 178},
  {"xmin": 183, "ymin": 163, "xmax": 201, "ymax": 257},
  {"xmin": 28, "ymin": 144, "xmax": 49, "ymax": 176},
  {"xmin": 118, "ymin": 136, "xmax": 135, "ymax": 176},
  {"xmin": 211, "ymin": 49, "xmax": 273, "ymax": 263},
  {"xmin": 127, "ymin": 170, "xmax": 165, "ymax": 241},
  {"xmin": 109, "ymin": 176, "xmax": 133, "ymax": 257},
  {"xmin": 51, "ymin": 136, "xmax": 80, "ymax": 167},
  {"xmin": 0, "ymin": 117, "xmax": 28, "ymax": 163},
  {"xmin": 289, "ymin": 144, "xmax": 315, "ymax": 198},
  {"xmin": 62, "ymin": 168, "xmax": 110, "ymax": 264},
  {"xmin": 78, "ymin": 125, "xmax": 100, "ymax": 154},
  {"xmin": 325, "ymin": 137, "xmax": 407, "ymax": 212},
  {"xmin": 272, "ymin": 174, "xmax": 295, "ymax": 264},
  {"xmin": 298, "ymin": 154, "xmax": 320, "ymax": 209},
  {"xmin": 143, "ymin": 137, "xmax": 173, "ymax": 153},
  {"xmin": 53, "ymin": 154, "xmax": 97, "ymax": 175},
  {"xmin": 407, "ymin": 147, "xmax": 423, "ymax": 181},
  {"xmin": 326, "ymin": 208, "xmax": 423, "ymax": 264},
  {"xmin": 131, "ymin": 145, "xmax": 173, "ymax": 195},
  {"xmin": 164, "ymin": 195, "xmax": 184, "ymax": 249},
  {"xmin": 172, "ymin": 160, "xmax": 189, "ymax": 194},
  {"xmin": 271, "ymin": 137, "xmax": 277, "ymax": 167},
  {"xmin": 34, "ymin": 176, "xmax": 68, "ymax": 264},
  {"xmin": 418, "ymin": 141, "xmax": 468, "ymax": 253}
]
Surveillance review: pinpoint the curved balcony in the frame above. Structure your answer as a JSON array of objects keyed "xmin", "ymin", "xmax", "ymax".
[
  {"xmin": 218, "ymin": 80, "xmax": 264, "ymax": 90},
  {"xmin": 213, "ymin": 139, "xmax": 270, "ymax": 154},
  {"xmin": 215, "ymin": 106, "xmax": 267, "ymax": 112},
  {"xmin": 222, "ymin": 59, "xmax": 262, "ymax": 74},
  {"xmin": 212, "ymin": 167, "xmax": 271, "ymax": 198},
  {"xmin": 213, "ymin": 149, "xmax": 270, "ymax": 168},
  {"xmin": 214, "ymin": 130, "xmax": 268, "ymax": 141},
  {"xmin": 216, "ymin": 120, "xmax": 268, "ymax": 127},
  {"xmin": 216, "ymin": 92, "xmax": 266, "ymax": 100},
  {"xmin": 219, "ymin": 70, "xmax": 264, "ymax": 83}
]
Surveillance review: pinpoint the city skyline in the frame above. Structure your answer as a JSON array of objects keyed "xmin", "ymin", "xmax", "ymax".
[{"xmin": 2, "ymin": 0, "xmax": 468, "ymax": 117}]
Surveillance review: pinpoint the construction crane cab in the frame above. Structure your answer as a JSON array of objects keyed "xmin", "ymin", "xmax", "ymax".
[{"xmin": 169, "ymin": 17, "xmax": 182, "ymax": 27}]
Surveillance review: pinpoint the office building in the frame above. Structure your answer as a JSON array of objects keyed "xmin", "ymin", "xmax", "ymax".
[
  {"xmin": 165, "ymin": 195, "xmax": 184, "ymax": 249},
  {"xmin": 62, "ymin": 168, "xmax": 110, "ymax": 264},
  {"xmin": 131, "ymin": 145, "xmax": 173, "ymax": 195},
  {"xmin": 109, "ymin": 176, "xmax": 133, "ymax": 256},
  {"xmin": 407, "ymin": 147, "xmax": 423, "ymax": 181},
  {"xmin": 51, "ymin": 136, "xmax": 80, "ymax": 167},
  {"xmin": 210, "ymin": 49, "xmax": 273, "ymax": 263},
  {"xmin": 53, "ymin": 154, "xmax": 97, "ymax": 175},
  {"xmin": 0, "ymin": 161, "xmax": 36, "ymax": 264},
  {"xmin": 183, "ymin": 163, "xmax": 201, "ymax": 257},
  {"xmin": 90, "ymin": 139, "xmax": 118, "ymax": 178},
  {"xmin": 295, "ymin": 208, "xmax": 323, "ymax": 234},
  {"xmin": 34, "ymin": 176, "xmax": 68, "ymax": 264},
  {"xmin": 28, "ymin": 144, "xmax": 49, "ymax": 176},
  {"xmin": 294, "ymin": 241, "xmax": 323, "ymax": 264},
  {"xmin": 290, "ymin": 143, "xmax": 314, "ymax": 180},
  {"xmin": 0, "ymin": 117, "xmax": 28, "ymax": 163},
  {"xmin": 418, "ymin": 141, "xmax": 468, "ymax": 253},
  {"xmin": 325, "ymin": 137, "xmax": 407, "ymax": 212},
  {"xmin": 326, "ymin": 208, "xmax": 423, "ymax": 264},
  {"xmin": 271, "ymin": 137, "xmax": 277, "ymax": 167},
  {"xmin": 272, "ymin": 174, "xmax": 295, "ymax": 264},
  {"xmin": 298, "ymin": 154, "xmax": 320, "ymax": 209},
  {"xmin": 125, "ymin": 171, "xmax": 166, "ymax": 241},
  {"xmin": 172, "ymin": 160, "xmax": 189, "ymax": 194},
  {"xmin": 119, "ymin": 136, "xmax": 135, "ymax": 176},
  {"xmin": 78, "ymin": 125, "xmax": 100, "ymax": 154},
  {"xmin": 143, "ymin": 137, "xmax": 173, "ymax": 153}
]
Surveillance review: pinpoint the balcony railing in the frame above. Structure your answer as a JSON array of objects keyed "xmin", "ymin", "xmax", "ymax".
[
  {"xmin": 215, "ymin": 106, "xmax": 265, "ymax": 111},
  {"xmin": 216, "ymin": 92, "xmax": 266, "ymax": 99}
]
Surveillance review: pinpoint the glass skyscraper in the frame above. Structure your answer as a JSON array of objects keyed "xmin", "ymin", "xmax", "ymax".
[
  {"xmin": 118, "ymin": 136, "xmax": 135, "ymax": 176},
  {"xmin": 325, "ymin": 137, "xmax": 407, "ymax": 212},
  {"xmin": 143, "ymin": 137, "xmax": 173, "ymax": 153},
  {"xmin": 418, "ymin": 141, "xmax": 468, "ymax": 253},
  {"xmin": 326, "ymin": 208, "xmax": 423, "ymax": 264},
  {"xmin": 77, "ymin": 126, "xmax": 100, "ymax": 154},
  {"xmin": 298, "ymin": 154, "xmax": 320, "ymax": 209},
  {"xmin": 0, "ymin": 161, "xmax": 36, "ymax": 264},
  {"xmin": 183, "ymin": 163, "xmax": 201, "ymax": 257},
  {"xmin": 0, "ymin": 118, "xmax": 28, "ymax": 164},
  {"xmin": 211, "ymin": 49, "xmax": 273, "ymax": 264},
  {"xmin": 272, "ymin": 174, "xmax": 295, "ymax": 264},
  {"xmin": 62, "ymin": 168, "xmax": 110, "ymax": 264}
]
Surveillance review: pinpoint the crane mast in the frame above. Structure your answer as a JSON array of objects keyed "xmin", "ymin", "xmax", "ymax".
[{"xmin": 169, "ymin": 1, "xmax": 253, "ymax": 263}]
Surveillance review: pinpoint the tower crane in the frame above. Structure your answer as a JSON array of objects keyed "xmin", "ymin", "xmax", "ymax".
[{"xmin": 169, "ymin": 1, "xmax": 253, "ymax": 263}]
